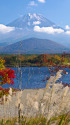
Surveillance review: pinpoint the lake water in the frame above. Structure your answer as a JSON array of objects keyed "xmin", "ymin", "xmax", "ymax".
[{"xmin": 1, "ymin": 67, "xmax": 70, "ymax": 89}]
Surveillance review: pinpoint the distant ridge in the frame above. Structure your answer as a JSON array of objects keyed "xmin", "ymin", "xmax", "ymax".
[{"xmin": 0, "ymin": 38, "xmax": 69, "ymax": 54}]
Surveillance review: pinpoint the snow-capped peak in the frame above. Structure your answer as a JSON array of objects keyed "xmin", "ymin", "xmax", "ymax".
[
  {"xmin": 28, "ymin": 13, "xmax": 41, "ymax": 20},
  {"xmin": 7, "ymin": 13, "xmax": 57, "ymax": 29}
]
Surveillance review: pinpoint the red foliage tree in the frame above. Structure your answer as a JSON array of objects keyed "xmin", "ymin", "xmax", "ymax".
[{"xmin": 0, "ymin": 57, "xmax": 15, "ymax": 86}]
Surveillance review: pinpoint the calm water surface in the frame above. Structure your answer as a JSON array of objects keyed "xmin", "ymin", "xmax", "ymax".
[{"xmin": 2, "ymin": 67, "xmax": 70, "ymax": 89}]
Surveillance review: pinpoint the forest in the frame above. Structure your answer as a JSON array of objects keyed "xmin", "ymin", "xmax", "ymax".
[{"xmin": 0, "ymin": 52, "xmax": 70, "ymax": 67}]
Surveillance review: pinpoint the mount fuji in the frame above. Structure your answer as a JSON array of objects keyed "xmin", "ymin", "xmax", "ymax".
[
  {"xmin": 7, "ymin": 13, "xmax": 59, "ymax": 29},
  {"xmin": 0, "ymin": 13, "xmax": 70, "ymax": 48}
]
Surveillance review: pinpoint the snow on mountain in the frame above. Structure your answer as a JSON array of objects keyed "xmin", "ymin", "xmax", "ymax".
[
  {"xmin": 0, "ymin": 13, "xmax": 70, "ymax": 48},
  {"xmin": 7, "ymin": 13, "xmax": 59, "ymax": 29}
]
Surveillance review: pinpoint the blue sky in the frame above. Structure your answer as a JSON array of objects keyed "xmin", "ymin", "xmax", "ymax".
[{"xmin": 0, "ymin": 0, "xmax": 70, "ymax": 28}]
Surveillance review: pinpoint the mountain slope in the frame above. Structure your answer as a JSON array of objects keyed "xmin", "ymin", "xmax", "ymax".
[
  {"xmin": 7, "ymin": 13, "xmax": 56, "ymax": 28},
  {"xmin": 0, "ymin": 38, "xmax": 69, "ymax": 54},
  {"xmin": 0, "ymin": 13, "xmax": 64, "ymax": 46},
  {"xmin": 0, "ymin": 13, "xmax": 70, "ymax": 48}
]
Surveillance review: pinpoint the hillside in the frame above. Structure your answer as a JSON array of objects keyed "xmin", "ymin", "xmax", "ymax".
[{"xmin": 0, "ymin": 38, "xmax": 69, "ymax": 54}]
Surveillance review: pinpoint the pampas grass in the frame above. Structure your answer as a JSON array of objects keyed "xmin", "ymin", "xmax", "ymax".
[
  {"xmin": 15, "ymin": 90, "xmax": 23, "ymax": 124},
  {"xmin": 63, "ymin": 86, "xmax": 69, "ymax": 100},
  {"xmin": 3, "ymin": 95, "xmax": 6, "ymax": 119},
  {"xmin": 0, "ymin": 69, "xmax": 70, "ymax": 125},
  {"xmin": 47, "ymin": 70, "xmax": 63, "ymax": 121}
]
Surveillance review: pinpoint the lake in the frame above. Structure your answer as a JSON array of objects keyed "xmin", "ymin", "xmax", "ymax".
[{"xmin": 1, "ymin": 67, "xmax": 70, "ymax": 89}]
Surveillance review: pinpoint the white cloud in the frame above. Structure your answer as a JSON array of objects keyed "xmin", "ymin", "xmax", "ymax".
[
  {"xmin": 65, "ymin": 25, "xmax": 70, "ymax": 30},
  {"xmin": 38, "ymin": 0, "xmax": 45, "ymax": 3},
  {"xmin": 29, "ymin": 1, "xmax": 37, "ymax": 6},
  {"xmin": 34, "ymin": 26, "xmax": 64, "ymax": 34},
  {"xmin": 65, "ymin": 31, "xmax": 70, "ymax": 35},
  {"xmin": 0, "ymin": 24, "xmax": 15, "ymax": 34},
  {"xmin": 65, "ymin": 25, "xmax": 70, "ymax": 35},
  {"xmin": 33, "ymin": 21, "xmax": 41, "ymax": 25}
]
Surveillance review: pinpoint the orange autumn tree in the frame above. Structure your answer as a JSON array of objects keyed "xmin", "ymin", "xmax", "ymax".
[{"xmin": 0, "ymin": 56, "xmax": 15, "ymax": 86}]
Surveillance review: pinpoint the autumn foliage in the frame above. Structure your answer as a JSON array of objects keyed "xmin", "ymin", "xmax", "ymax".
[{"xmin": 0, "ymin": 56, "xmax": 15, "ymax": 87}]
